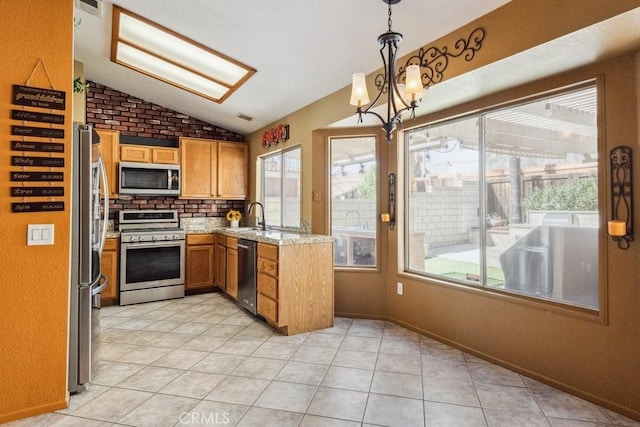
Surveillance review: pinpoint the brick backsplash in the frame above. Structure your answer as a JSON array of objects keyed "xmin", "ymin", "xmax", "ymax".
[
  {"xmin": 108, "ymin": 196, "xmax": 245, "ymax": 225},
  {"xmin": 85, "ymin": 81, "xmax": 244, "ymax": 142},
  {"xmin": 86, "ymin": 81, "xmax": 247, "ymax": 220}
]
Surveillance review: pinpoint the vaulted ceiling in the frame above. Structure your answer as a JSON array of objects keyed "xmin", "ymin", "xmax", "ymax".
[{"xmin": 73, "ymin": 0, "xmax": 512, "ymax": 135}]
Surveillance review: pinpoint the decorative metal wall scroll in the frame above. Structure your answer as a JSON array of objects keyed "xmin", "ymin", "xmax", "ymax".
[
  {"xmin": 388, "ymin": 173, "xmax": 396, "ymax": 230},
  {"xmin": 609, "ymin": 146, "xmax": 633, "ymax": 249},
  {"xmin": 392, "ymin": 28, "xmax": 486, "ymax": 92}
]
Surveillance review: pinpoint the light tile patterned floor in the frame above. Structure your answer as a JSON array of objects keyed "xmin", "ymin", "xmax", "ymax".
[{"xmin": 8, "ymin": 293, "xmax": 640, "ymax": 427}]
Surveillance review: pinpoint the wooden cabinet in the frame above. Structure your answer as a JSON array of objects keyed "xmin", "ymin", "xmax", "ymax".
[
  {"xmin": 185, "ymin": 234, "xmax": 215, "ymax": 290},
  {"xmin": 120, "ymin": 144, "xmax": 150, "ymax": 163},
  {"xmin": 179, "ymin": 137, "xmax": 248, "ymax": 199},
  {"xmin": 96, "ymin": 129, "xmax": 119, "ymax": 199},
  {"xmin": 257, "ymin": 243, "xmax": 279, "ymax": 325},
  {"xmin": 100, "ymin": 238, "xmax": 119, "ymax": 304},
  {"xmin": 152, "ymin": 147, "xmax": 180, "ymax": 164},
  {"xmin": 120, "ymin": 145, "xmax": 179, "ymax": 164},
  {"xmin": 217, "ymin": 142, "xmax": 248, "ymax": 199},
  {"xmin": 180, "ymin": 137, "xmax": 217, "ymax": 199},
  {"xmin": 256, "ymin": 241, "xmax": 334, "ymax": 335},
  {"xmin": 226, "ymin": 237, "xmax": 238, "ymax": 299},
  {"xmin": 214, "ymin": 234, "xmax": 227, "ymax": 290}
]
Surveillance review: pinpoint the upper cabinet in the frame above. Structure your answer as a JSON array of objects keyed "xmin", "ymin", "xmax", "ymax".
[
  {"xmin": 217, "ymin": 142, "xmax": 248, "ymax": 199},
  {"xmin": 120, "ymin": 145, "xmax": 179, "ymax": 164},
  {"xmin": 179, "ymin": 137, "xmax": 247, "ymax": 200},
  {"xmin": 96, "ymin": 129, "xmax": 119, "ymax": 199},
  {"xmin": 180, "ymin": 137, "xmax": 217, "ymax": 199}
]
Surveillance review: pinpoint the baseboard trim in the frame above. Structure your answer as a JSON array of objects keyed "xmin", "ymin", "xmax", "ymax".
[
  {"xmin": 0, "ymin": 399, "xmax": 68, "ymax": 424},
  {"xmin": 334, "ymin": 311, "xmax": 639, "ymax": 422}
]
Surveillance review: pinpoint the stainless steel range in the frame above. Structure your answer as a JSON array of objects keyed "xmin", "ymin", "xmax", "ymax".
[{"xmin": 119, "ymin": 210, "xmax": 185, "ymax": 305}]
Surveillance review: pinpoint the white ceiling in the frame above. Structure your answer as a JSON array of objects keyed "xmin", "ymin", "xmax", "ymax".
[{"xmin": 73, "ymin": 0, "xmax": 513, "ymax": 136}]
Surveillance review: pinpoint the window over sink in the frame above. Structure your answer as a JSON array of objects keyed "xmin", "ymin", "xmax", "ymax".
[{"xmin": 260, "ymin": 146, "xmax": 301, "ymax": 229}]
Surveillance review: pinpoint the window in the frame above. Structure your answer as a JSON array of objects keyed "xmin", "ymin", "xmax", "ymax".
[
  {"xmin": 405, "ymin": 85, "xmax": 599, "ymax": 310},
  {"xmin": 330, "ymin": 136, "xmax": 377, "ymax": 267},
  {"xmin": 261, "ymin": 146, "xmax": 301, "ymax": 229}
]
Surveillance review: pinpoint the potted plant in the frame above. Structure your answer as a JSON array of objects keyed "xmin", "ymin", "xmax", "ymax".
[
  {"xmin": 487, "ymin": 212, "xmax": 505, "ymax": 228},
  {"xmin": 226, "ymin": 209, "xmax": 242, "ymax": 227}
]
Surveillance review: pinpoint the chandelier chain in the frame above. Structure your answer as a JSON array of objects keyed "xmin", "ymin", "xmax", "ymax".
[{"xmin": 388, "ymin": 3, "xmax": 392, "ymax": 32}]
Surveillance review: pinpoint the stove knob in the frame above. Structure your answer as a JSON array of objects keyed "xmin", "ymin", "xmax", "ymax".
[
  {"xmin": 138, "ymin": 236, "xmax": 145, "ymax": 242},
  {"xmin": 151, "ymin": 236, "xmax": 157, "ymax": 241},
  {"xmin": 173, "ymin": 235, "xmax": 180, "ymax": 240},
  {"xmin": 165, "ymin": 235, "xmax": 171, "ymax": 241}
]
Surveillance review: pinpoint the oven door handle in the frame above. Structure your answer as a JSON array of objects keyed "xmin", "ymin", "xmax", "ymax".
[{"xmin": 123, "ymin": 241, "xmax": 184, "ymax": 249}]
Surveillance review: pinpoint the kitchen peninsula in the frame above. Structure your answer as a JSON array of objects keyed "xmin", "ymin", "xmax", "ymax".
[{"xmin": 183, "ymin": 218, "xmax": 334, "ymax": 336}]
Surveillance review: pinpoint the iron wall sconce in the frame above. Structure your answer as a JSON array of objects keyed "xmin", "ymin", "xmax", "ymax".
[
  {"xmin": 608, "ymin": 146, "xmax": 633, "ymax": 249},
  {"xmin": 381, "ymin": 173, "xmax": 396, "ymax": 230}
]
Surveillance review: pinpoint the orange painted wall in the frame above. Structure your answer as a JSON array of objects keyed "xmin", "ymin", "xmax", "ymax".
[{"xmin": 0, "ymin": 1, "xmax": 73, "ymax": 423}]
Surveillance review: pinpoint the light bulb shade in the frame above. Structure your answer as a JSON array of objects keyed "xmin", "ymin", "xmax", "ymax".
[
  {"xmin": 404, "ymin": 64, "xmax": 425, "ymax": 100},
  {"xmin": 350, "ymin": 73, "xmax": 370, "ymax": 107}
]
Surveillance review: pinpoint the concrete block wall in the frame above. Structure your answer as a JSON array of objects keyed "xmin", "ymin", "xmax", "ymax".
[{"xmin": 410, "ymin": 183, "xmax": 479, "ymax": 248}]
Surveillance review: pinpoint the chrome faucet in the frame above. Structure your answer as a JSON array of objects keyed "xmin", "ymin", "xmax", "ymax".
[{"xmin": 248, "ymin": 202, "xmax": 267, "ymax": 231}]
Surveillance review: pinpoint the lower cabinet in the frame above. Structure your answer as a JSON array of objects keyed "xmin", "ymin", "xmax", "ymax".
[
  {"xmin": 226, "ymin": 237, "xmax": 238, "ymax": 299},
  {"xmin": 100, "ymin": 238, "xmax": 119, "ymax": 305},
  {"xmin": 185, "ymin": 234, "xmax": 215, "ymax": 290},
  {"xmin": 214, "ymin": 234, "xmax": 227, "ymax": 290},
  {"xmin": 256, "ymin": 241, "xmax": 334, "ymax": 335}
]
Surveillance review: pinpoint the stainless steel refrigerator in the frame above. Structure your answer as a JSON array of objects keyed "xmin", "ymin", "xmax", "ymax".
[{"xmin": 68, "ymin": 124, "xmax": 109, "ymax": 394}]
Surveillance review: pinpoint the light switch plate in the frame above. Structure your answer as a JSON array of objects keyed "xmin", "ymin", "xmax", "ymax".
[{"xmin": 27, "ymin": 224, "xmax": 54, "ymax": 245}]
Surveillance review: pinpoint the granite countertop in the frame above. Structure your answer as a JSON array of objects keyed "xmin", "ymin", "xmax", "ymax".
[
  {"xmin": 181, "ymin": 217, "xmax": 332, "ymax": 246},
  {"xmin": 104, "ymin": 217, "xmax": 334, "ymax": 245},
  {"xmin": 214, "ymin": 227, "xmax": 333, "ymax": 246},
  {"xmin": 106, "ymin": 230, "xmax": 120, "ymax": 239}
]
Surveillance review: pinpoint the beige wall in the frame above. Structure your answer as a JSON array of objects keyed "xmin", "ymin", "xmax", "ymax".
[{"xmin": 246, "ymin": 0, "xmax": 640, "ymax": 419}]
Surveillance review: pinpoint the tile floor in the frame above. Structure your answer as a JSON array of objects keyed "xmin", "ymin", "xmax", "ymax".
[{"xmin": 8, "ymin": 293, "xmax": 640, "ymax": 427}]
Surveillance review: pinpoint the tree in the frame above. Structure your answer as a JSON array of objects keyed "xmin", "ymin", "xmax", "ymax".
[{"xmin": 523, "ymin": 177, "xmax": 598, "ymax": 211}]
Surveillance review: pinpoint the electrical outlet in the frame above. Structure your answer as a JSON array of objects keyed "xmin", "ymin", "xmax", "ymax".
[{"xmin": 397, "ymin": 282, "xmax": 403, "ymax": 295}]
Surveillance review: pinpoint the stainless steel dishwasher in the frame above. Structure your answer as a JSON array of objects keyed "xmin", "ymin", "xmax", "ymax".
[{"xmin": 237, "ymin": 239, "xmax": 257, "ymax": 315}]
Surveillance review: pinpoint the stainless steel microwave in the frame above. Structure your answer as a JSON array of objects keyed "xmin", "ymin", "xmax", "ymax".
[{"xmin": 119, "ymin": 162, "xmax": 180, "ymax": 195}]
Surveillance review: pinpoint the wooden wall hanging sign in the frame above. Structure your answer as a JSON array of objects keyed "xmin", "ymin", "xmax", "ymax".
[
  {"xmin": 11, "ymin": 156, "xmax": 64, "ymax": 168},
  {"xmin": 12, "ymin": 201, "xmax": 64, "ymax": 213},
  {"xmin": 11, "ymin": 109, "xmax": 65, "ymax": 124},
  {"xmin": 10, "ymin": 141, "xmax": 64, "ymax": 153},
  {"xmin": 12, "ymin": 85, "xmax": 66, "ymax": 110},
  {"xmin": 11, "ymin": 125, "xmax": 64, "ymax": 139},
  {"xmin": 11, "ymin": 187, "xmax": 64, "ymax": 197},
  {"xmin": 10, "ymin": 171, "xmax": 64, "ymax": 182}
]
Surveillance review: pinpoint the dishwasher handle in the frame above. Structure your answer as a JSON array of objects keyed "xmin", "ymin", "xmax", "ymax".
[{"xmin": 237, "ymin": 239, "xmax": 256, "ymax": 249}]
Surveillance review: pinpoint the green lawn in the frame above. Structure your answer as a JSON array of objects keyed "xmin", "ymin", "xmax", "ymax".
[{"xmin": 424, "ymin": 257, "xmax": 505, "ymax": 287}]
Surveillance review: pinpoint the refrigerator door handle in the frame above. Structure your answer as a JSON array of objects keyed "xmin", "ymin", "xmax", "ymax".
[
  {"xmin": 98, "ymin": 155, "xmax": 109, "ymax": 256},
  {"xmin": 92, "ymin": 274, "xmax": 109, "ymax": 296}
]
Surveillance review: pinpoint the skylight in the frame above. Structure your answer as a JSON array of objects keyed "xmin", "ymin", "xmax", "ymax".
[{"xmin": 111, "ymin": 6, "xmax": 256, "ymax": 103}]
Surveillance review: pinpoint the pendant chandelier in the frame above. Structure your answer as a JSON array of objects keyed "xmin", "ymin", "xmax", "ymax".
[
  {"xmin": 350, "ymin": 0, "xmax": 424, "ymax": 142},
  {"xmin": 350, "ymin": 0, "xmax": 487, "ymax": 142}
]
